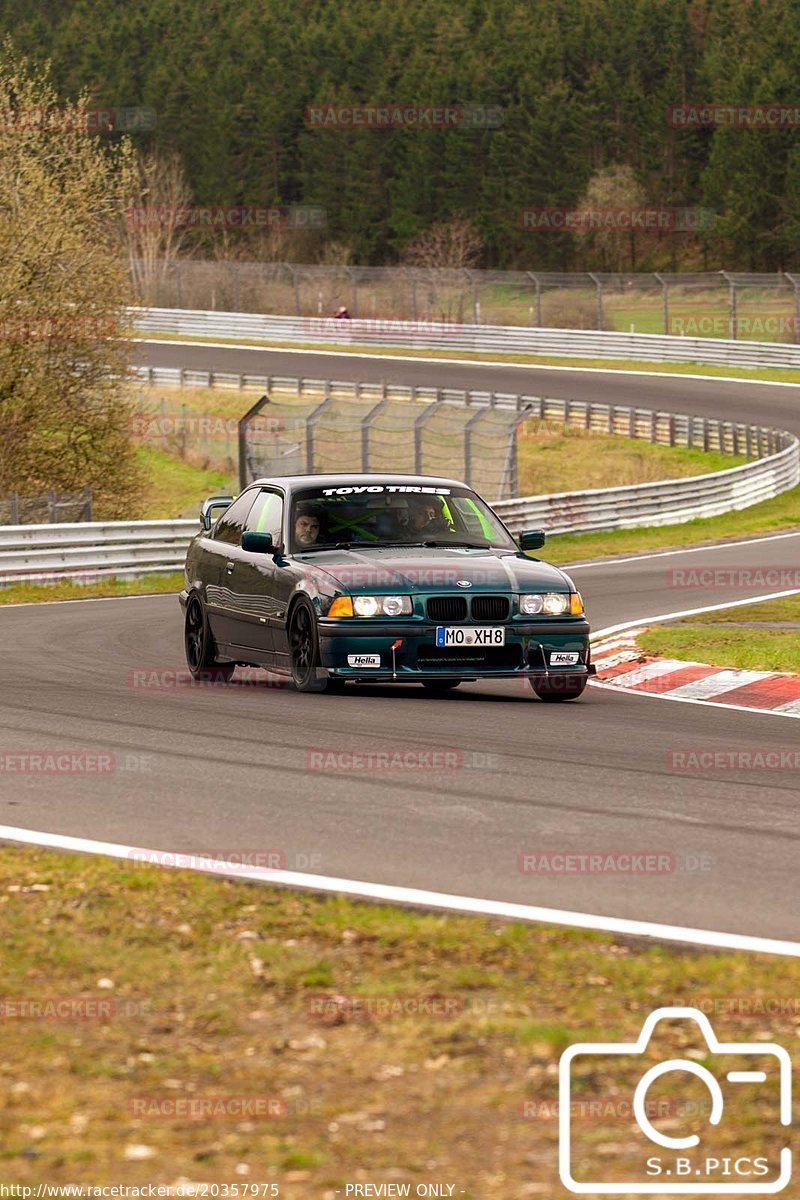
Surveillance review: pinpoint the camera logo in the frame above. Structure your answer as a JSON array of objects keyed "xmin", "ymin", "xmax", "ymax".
[{"xmin": 559, "ymin": 1007, "xmax": 791, "ymax": 1194}]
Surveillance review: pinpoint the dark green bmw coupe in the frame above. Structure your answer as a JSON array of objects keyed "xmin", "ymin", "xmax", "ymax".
[{"xmin": 180, "ymin": 474, "xmax": 594, "ymax": 700}]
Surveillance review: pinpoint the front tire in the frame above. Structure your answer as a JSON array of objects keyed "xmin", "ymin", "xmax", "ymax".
[
  {"xmin": 184, "ymin": 594, "xmax": 236, "ymax": 682},
  {"xmin": 530, "ymin": 674, "xmax": 587, "ymax": 702},
  {"xmin": 288, "ymin": 599, "xmax": 335, "ymax": 693}
]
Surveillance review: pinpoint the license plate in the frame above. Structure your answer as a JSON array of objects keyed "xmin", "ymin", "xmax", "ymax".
[{"xmin": 435, "ymin": 626, "xmax": 505, "ymax": 647}]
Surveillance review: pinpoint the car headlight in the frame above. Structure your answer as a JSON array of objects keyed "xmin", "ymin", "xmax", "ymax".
[
  {"xmin": 341, "ymin": 595, "xmax": 412, "ymax": 618},
  {"xmin": 543, "ymin": 593, "xmax": 569, "ymax": 615},
  {"xmin": 520, "ymin": 593, "xmax": 544, "ymax": 614},
  {"xmin": 521, "ymin": 592, "xmax": 579, "ymax": 616}
]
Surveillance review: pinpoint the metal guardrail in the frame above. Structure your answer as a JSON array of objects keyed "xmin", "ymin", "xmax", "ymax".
[
  {"xmin": 2, "ymin": 401, "xmax": 796, "ymax": 584},
  {"xmin": 132, "ymin": 306, "xmax": 800, "ymax": 369},
  {"xmin": 0, "ymin": 519, "xmax": 197, "ymax": 585}
]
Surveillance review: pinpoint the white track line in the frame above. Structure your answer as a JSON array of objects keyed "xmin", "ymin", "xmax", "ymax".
[
  {"xmin": 1, "ymin": 823, "xmax": 799, "ymax": 957},
  {"xmin": 0, "ymin": 593, "xmax": 177, "ymax": 609},
  {"xmin": 566, "ymin": 529, "xmax": 800, "ymax": 570},
  {"xmin": 590, "ymin": 588, "xmax": 800, "ymax": 641},
  {"xmin": 134, "ymin": 338, "xmax": 800, "ymax": 388}
]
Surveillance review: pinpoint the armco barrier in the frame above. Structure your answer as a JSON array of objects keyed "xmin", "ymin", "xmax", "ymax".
[
  {"xmin": 0, "ymin": 519, "xmax": 197, "ymax": 585},
  {"xmin": 133, "ymin": 306, "xmax": 800, "ymax": 369}
]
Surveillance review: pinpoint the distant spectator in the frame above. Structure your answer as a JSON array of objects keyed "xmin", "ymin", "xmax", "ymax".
[{"xmin": 334, "ymin": 305, "xmax": 351, "ymax": 319}]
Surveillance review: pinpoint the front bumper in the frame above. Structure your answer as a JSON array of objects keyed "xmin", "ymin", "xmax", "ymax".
[{"xmin": 317, "ymin": 617, "xmax": 592, "ymax": 681}]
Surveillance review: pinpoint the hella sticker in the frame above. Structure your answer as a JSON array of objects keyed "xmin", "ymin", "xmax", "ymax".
[
  {"xmin": 347, "ymin": 654, "xmax": 381, "ymax": 668},
  {"xmin": 550, "ymin": 651, "xmax": 580, "ymax": 666}
]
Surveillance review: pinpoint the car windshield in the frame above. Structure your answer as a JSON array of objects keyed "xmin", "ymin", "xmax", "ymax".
[{"xmin": 289, "ymin": 482, "xmax": 517, "ymax": 553}]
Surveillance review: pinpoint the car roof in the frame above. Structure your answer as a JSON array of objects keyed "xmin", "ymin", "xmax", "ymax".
[{"xmin": 248, "ymin": 473, "xmax": 469, "ymax": 490}]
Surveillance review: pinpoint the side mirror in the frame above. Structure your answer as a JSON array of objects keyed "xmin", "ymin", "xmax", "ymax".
[
  {"xmin": 519, "ymin": 529, "xmax": 546, "ymax": 552},
  {"xmin": 241, "ymin": 530, "xmax": 275, "ymax": 554},
  {"xmin": 200, "ymin": 494, "xmax": 234, "ymax": 531}
]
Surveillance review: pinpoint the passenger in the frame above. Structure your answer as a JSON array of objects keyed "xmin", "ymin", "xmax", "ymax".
[{"xmin": 406, "ymin": 495, "xmax": 451, "ymax": 537}]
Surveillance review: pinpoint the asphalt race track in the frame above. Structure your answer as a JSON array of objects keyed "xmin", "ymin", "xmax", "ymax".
[{"xmin": 2, "ymin": 340, "xmax": 800, "ymax": 944}]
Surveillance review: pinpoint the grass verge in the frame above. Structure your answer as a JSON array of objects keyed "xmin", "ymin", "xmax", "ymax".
[
  {"xmin": 0, "ymin": 846, "xmax": 797, "ymax": 1194},
  {"xmin": 518, "ymin": 425, "xmax": 744, "ymax": 494},
  {"xmin": 638, "ymin": 595, "xmax": 800, "ymax": 672},
  {"xmin": 0, "ymin": 573, "xmax": 183, "ymax": 606}
]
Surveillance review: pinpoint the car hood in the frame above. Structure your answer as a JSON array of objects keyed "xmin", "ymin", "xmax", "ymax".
[{"xmin": 297, "ymin": 545, "xmax": 574, "ymax": 593}]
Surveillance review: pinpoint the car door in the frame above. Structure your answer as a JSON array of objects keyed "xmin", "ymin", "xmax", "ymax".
[
  {"xmin": 227, "ymin": 488, "xmax": 286, "ymax": 662},
  {"xmin": 204, "ymin": 488, "xmax": 259, "ymax": 651}
]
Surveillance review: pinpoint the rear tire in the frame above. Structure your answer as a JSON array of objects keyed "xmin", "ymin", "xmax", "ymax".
[
  {"xmin": 421, "ymin": 680, "xmax": 461, "ymax": 692},
  {"xmin": 530, "ymin": 675, "xmax": 587, "ymax": 702},
  {"xmin": 184, "ymin": 594, "xmax": 236, "ymax": 682}
]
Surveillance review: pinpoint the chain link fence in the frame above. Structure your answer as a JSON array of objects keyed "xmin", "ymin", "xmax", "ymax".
[
  {"xmin": 237, "ymin": 378, "xmax": 763, "ymax": 503},
  {"xmin": 0, "ymin": 489, "xmax": 93, "ymax": 525},
  {"xmin": 132, "ymin": 262, "xmax": 800, "ymax": 342},
  {"xmin": 239, "ymin": 382, "xmax": 532, "ymax": 501}
]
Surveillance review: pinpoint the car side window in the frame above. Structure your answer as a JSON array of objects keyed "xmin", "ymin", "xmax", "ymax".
[
  {"xmin": 245, "ymin": 490, "xmax": 284, "ymax": 543},
  {"xmin": 213, "ymin": 491, "xmax": 257, "ymax": 545}
]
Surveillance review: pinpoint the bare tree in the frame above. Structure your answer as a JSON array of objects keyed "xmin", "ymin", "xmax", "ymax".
[
  {"xmin": 121, "ymin": 151, "xmax": 194, "ymax": 305},
  {"xmin": 403, "ymin": 215, "xmax": 483, "ymax": 269},
  {"xmin": 315, "ymin": 240, "xmax": 354, "ymax": 266}
]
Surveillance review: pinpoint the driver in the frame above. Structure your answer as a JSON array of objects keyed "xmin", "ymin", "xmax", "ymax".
[{"xmin": 294, "ymin": 501, "xmax": 323, "ymax": 548}]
